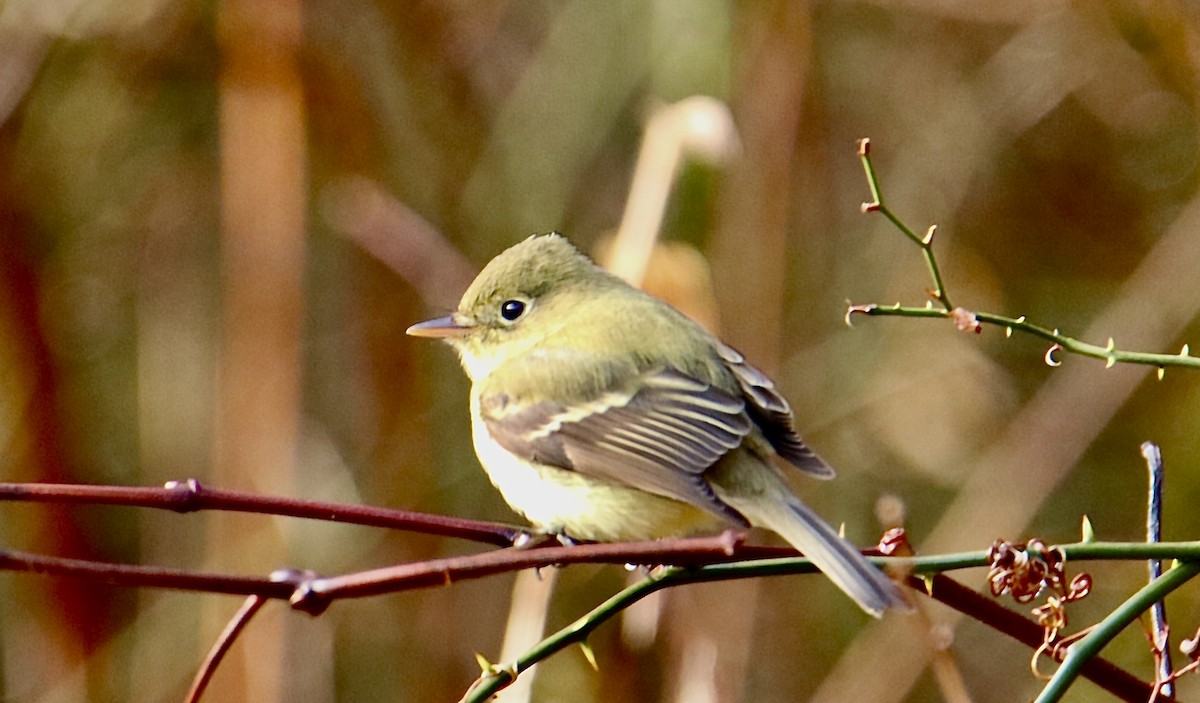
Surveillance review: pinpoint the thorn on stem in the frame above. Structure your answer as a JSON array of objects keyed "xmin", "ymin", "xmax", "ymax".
[
  {"xmin": 845, "ymin": 304, "xmax": 876, "ymax": 326},
  {"xmin": 861, "ymin": 201, "xmax": 881, "ymax": 213},
  {"xmin": 923, "ymin": 225, "xmax": 937, "ymax": 246},
  {"xmin": 579, "ymin": 641, "xmax": 599, "ymax": 671},
  {"xmin": 1045, "ymin": 344, "xmax": 1063, "ymax": 367},
  {"xmin": 857, "ymin": 138, "xmax": 871, "ymax": 157},
  {"xmin": 474, "ymin": 653, "xmax": 499, "ymax": 675}
]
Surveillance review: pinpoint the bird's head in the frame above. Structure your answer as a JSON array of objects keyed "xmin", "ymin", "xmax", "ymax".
[{"xmin": 406, "ymin": 233, "xmax": 620, "ymax": 381}]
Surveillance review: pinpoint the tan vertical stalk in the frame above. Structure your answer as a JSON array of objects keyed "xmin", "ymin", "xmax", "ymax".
[
  {"xmin": 210, "ymin": 0, "xmax": 308, "ymax": 698},
  {"xmin": 678, "ymin": 3, "xmax": 812, "ymax": 702}
]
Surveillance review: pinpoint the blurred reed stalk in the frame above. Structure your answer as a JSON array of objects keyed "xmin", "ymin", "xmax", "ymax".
[{"xmin": 210, "ymin": 0, "xmax": 312, "ymax": 699}]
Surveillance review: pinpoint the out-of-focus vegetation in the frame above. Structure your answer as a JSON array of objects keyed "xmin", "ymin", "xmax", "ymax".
[{"xmin": 1, "ymin": 1, "xmax": 1199, "ymax": 701}]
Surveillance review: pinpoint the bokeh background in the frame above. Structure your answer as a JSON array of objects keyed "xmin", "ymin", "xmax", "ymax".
[{"xmin": 2, "ymin": 1, "xmax": 1200, "ymax": 701}]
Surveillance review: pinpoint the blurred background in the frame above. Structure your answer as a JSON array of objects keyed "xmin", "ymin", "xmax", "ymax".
[{"xmin": 2, "ymin": 0, "xmax": 1200, "ymax": 701}]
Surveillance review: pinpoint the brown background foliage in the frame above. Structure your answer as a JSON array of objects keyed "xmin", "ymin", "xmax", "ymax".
[{"xmin": 1, "ymin": 1, "xmax": 1199, "ymax": 701}]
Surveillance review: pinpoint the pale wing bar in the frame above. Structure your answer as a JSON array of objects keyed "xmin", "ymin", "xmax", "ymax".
[{"xmin": 481, "ymin": 368, "xmax": 752, "ymax": 525}]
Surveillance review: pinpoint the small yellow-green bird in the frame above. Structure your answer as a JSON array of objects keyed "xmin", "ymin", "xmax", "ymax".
[{"xmin": 407, "ymin": 234, "xmax": 903, "ymax": 616}]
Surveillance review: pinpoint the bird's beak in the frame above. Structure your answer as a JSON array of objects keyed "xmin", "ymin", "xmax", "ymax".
[{"xmin": 406, "ymin": 314, "xmax": 475, "ymax": 338}]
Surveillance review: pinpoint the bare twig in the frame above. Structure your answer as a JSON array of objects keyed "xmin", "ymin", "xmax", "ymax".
[
  {"xmin": 0, "ymin": 531, "xmax": 757, "ymax": 609},
  {"xmin": 6, "ymin": 476, "xmax": 1200, "ymax": 702},
  {"xmin": 0, "ymin": 546, "xmax": 293, "ymax": 598},
  {"xmin": 851, "ymin": 138, "xmax": 1200, "ymax": 374},
  {"xmin": 1143, "ymin": 442, "xmax": 1174, "ymax": 698},
  {"xmin": 857, "ymin": 137, "xmax": 952, "ymax": 311},
  {"xmin": 0, "ymin": 480, "xmax": 521, "ymax": 546},
  {"xmin": 186, "ymin": 592, "xmax": 272, "ymax": 703}
]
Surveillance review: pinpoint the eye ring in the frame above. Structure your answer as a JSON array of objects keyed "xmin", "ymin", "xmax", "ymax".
[{"xmin": 500, "ymin": 299, "xmax": 527, "ymax": 322}]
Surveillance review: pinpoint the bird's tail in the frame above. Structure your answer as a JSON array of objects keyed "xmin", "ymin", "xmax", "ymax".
[{"xmin": 713, "ymin": 460, "xmax": 906, "ymax": 617}]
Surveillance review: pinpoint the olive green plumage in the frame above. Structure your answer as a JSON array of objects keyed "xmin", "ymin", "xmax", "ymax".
[{"xmin": 408, "ymin": 233, "xmax": 904, "ymax": 616}]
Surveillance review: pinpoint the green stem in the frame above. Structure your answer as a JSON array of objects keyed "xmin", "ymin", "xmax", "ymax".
[
  {"xmin": 1034, "ymin": 560, "xmax": 1200, "ymax": 703},
  {"xmin": 460, "ymin": 568, "xmax": 684, "ymax": 702},
  {"xmin": 461, "ymin": 541, "xmax": 1200, "ymax": 701},
  {"xmin": 848, "ymin": 304, "xmax": 1200, "ymax": 371},
  {"xmin": 852, "ymin": 138, "xmax": 1199, "ymax": 373},
  {"xmin": 858, "ymin": 139, "xmax": 953, "ymax": 310},
  {"xmin": 1060, "ymin": 541, "xmax": 1200, "ymax": 560}
]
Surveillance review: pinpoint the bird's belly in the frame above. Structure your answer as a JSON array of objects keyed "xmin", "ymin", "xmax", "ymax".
[{"xmin": 471, "ymin": 416, "xmax": 722, "ymax": 542}]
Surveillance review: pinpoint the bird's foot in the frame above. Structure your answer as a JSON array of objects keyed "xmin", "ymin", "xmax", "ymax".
[{"xmin": 511, "ymin": 529, "xmax": 579, "ymax": 549}]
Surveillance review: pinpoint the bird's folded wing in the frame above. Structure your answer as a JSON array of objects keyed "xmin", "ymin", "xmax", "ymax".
[
  {"xmin": 480, "ymin": 368, "xmax": 752, "ymax": 525},
  {"xmin": 714, "ymin": 342, "xmax": 834, "ymax": 479}
]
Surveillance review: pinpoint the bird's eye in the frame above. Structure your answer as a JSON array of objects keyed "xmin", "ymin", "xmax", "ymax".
[{"xmin": 500, "ymin": 299, "xmax": 526, "ymax": 321}]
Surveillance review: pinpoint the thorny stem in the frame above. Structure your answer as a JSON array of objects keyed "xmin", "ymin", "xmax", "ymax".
[
  {"xmin": 460, "ymin": 567, "xmax": 684, "ymax": 702},
  {"xmin": 920, "ymin": 573, "xmax": 1168, "ymax": 702},
  {"xmin": 857, "ymin": 138, "xmax": 952, "ymax": 310},
  {"xmin": 1034, "ymin": 560, "xmax": 1200, "ymax": 703},
  {"xmin": 851, "ymin": 138, "xmax": 1200, "ymax": 374},
  {"xmin": 847, "ymin": 305, "xmax": 1200, "ymax": 372},
  {"xmin": 462, "ymin": 541, "xmax": 1197, "ymax": 703}
]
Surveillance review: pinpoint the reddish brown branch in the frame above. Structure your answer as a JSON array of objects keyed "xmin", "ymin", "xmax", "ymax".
[
  {"xmin": 0, "ymin": 480, "xmax": 520, "ymax": 546},
  {"xmin": 0, "ymin": 532, "xmax": 772, "ymax": 613},
  {"xmin": 185, "ymin": 593, "xmax": 271, "ymax": 703},
  {"xmin": 0, "ymin": 481, "xmax": 1168, "ymax": 700},
  {"xmin": 0, "ymin": 547, "xmax": 294, "ymax": 598},
  {"xmin": 293, "ymin": 533, "xmax": 753, "ymax": 612}
]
